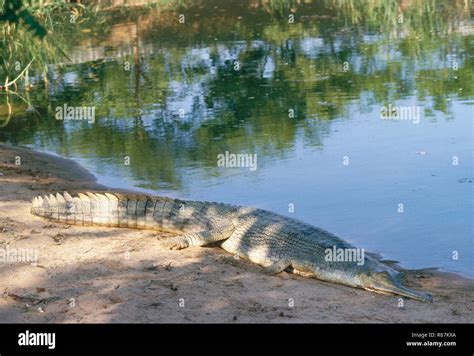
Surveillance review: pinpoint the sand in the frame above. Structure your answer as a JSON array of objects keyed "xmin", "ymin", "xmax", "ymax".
[{"xmin": 0, "ymin": 144, "xmax": 473, "ymax": 323}]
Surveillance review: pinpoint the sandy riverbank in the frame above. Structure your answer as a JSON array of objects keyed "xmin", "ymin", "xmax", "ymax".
[{"xmin": 0, "ymin": 144, "xmax": 472, "ymax": 323}]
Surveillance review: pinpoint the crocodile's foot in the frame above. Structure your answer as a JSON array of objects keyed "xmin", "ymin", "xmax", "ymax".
[
  {"xmin": 264, "ymin": 259, "xmax": 292, "ymax": 275},
  {"xmin": 165, "ymin": 236, "xmax": 189, "ymax": 250}
]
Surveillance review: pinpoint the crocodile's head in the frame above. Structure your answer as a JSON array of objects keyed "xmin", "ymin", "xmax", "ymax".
[{"xmin": 359, "ymin": 270, "xmax": 433, "ymax": 302}]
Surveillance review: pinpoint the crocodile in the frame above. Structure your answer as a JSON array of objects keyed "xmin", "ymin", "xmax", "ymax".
[{"xmin": 30, "ymin": 191, "xmax": 433, "ymax": 302}]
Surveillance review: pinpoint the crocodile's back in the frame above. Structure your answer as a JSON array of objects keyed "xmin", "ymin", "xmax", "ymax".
[
  {"xmin": 31, "ymin": 192, "xmax": 351, "ymax": 267},
  {"xmin": 222, "ymin": 207, "xmax": 355, "ymax": 270}
]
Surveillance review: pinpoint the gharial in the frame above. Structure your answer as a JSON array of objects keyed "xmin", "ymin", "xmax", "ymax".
[{"xmin": 30, "ymin": 191, "xmax": 433, "ymax": 302}]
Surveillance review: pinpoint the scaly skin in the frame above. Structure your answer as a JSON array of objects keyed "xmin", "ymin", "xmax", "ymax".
[{"xmin": 30, "ymin": 191, "xmax": 433, "ymax": 302}]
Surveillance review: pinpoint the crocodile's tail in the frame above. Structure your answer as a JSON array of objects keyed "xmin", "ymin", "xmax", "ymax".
[{"xmin": 30, "ymin": 191, "xmax": 170, "ymax": 230}]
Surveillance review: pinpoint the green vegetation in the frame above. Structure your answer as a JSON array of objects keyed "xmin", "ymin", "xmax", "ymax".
[
  {"xmin": 0, "ymin": 0, "xmax": 472, "ymax": 187},
  {"xmin": 1, "ymin": 1, "xmax": 68, "ymax": 89}
]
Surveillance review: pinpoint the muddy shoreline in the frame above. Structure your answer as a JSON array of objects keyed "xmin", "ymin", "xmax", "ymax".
[{"xmin": 0, "ymin": 144, "xmax": 472, "ymax": 323}]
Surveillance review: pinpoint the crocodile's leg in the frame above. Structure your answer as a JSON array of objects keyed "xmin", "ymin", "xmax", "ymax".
[
  {"xmin": 265, "ymin": 259, "xmax": 292, "ymax": 274},
  {"xmin": 165, "ymin": 224, "xmax": 235, "ymax": 250}
]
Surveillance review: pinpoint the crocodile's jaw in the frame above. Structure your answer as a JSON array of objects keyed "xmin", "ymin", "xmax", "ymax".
[{"xmin": 360, "ymin": 272, "xmax": 433, "ymax": 302}]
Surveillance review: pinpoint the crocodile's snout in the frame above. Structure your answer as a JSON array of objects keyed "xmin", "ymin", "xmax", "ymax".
[{"xmin": 360, "ymin": 271, "xmax": 433, "ymax": 302}]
